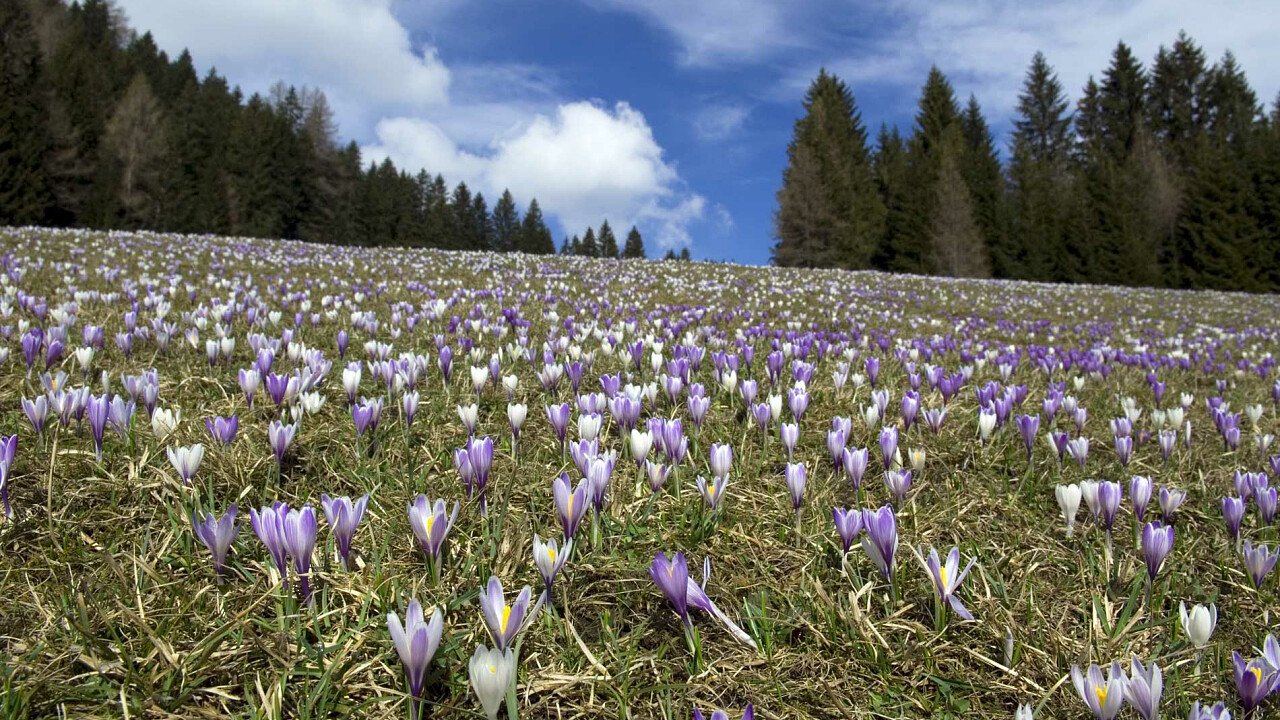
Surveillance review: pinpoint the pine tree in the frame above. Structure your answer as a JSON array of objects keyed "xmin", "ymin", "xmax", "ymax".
[
  {"xmin": 598, "ymin": 220, "xmax": 619, "ymax": 258},
  {"xmin": 622, "ymin": 225, "xmax": 645, "ymax": 258},
  {"xmin": 470, "ymin": 192, "xmax": 491, "ymax": 251},
  {"xmin": 959, "ymin": 95, "xmax": 1009, "ymax": 276},
  {"xmin": 1147, "ymin": 31, "xmax": 1208, "ymax": 166},
  {"xmin": 897, "ymin": 66, "xmax": 963, "ymax": 274},
  {"xmin": 773, "ymin": 142, "xmax": 839, "ymax": 267},
  {"xmin": 519, "ymin": 199, "xmax": 554, "ymax": 254},
  {"xmin": 679, "ymin": 247, "xmax": 691, "ymax": 261},
  {"xmin": 773, "ymin": 69, "xmax": 884, "ymax": 268},
  {"xmin": 871, "ymin": 124, "xmax": 910, "ymax": 270},
  {"xmin": 491, "ymin": 190, "xmax": 520, "ymax": 252},
  {"xmin": 449, "ymin": 182, "xmax": 474, "ymax": 250},
  {"xmin": 1008, "ymin": 52, "xmax": 1075, "ymax": 281},
  {"xmin": 0, "ymin": 0, "xmax": 53, "ymax": 224},
  {"xmin": 579, "ymin": 227, "xmax": 598, "ymax": 256}
]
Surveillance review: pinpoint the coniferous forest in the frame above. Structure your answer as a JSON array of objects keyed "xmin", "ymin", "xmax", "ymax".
[
  {"xmin": 775, "ymin": 39, "xmax": 1280, "ymax": 292},
  {"xmin": 0, "ymin": 0, "xmax": 647, "ymax": 258}
]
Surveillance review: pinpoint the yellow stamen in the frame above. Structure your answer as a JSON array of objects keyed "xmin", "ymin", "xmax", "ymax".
[
  {"xmin": 487, "ymin": 663, "xmax": 497, "ymax": 674},
  {"xmin": 708, "ymin": 482, "xmax": 717, "ymax": 497},
  {"xmin": 1096, "ymin": 687, "xmax": 1107, "ymax": 705},
  {"xmin": 500, "ymin": 605, "xmax": 511, "ymax": 633},
  {"xmin": 939, "ymin": 566, "xmax": 948, "ymax": 589},
  {"xmin": 1251, "ymin": 667, "xmax": 1263, "ymax": 684},
  {"xmin": 547, "ymin": 547, "xmax": 556, "ymax": 562},
  {"xmin": 567, "ymin": 495, "xmax": 574, "ymax": 516},
  {"xmin": 425, "ymin": 515, "xmax": 434, "ymax": 535}
]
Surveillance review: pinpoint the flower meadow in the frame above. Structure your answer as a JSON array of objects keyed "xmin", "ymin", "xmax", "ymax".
[{"xmin": 1, "ymin": 227, "xmax": 1279, "ymax": 720}]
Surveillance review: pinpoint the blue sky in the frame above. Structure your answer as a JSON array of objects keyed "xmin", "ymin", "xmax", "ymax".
[{"xmin": 118, "ymin": 0, "xmax": 1280, "ymax": 265}]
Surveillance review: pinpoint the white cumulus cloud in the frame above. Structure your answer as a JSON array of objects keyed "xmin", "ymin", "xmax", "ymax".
[
  {"xmin": 114, "ymin": 0, "xmax": 709, "ymax": 250},
  {"xmin": 365, "ymin": 101, "xmax": 704, "ymax": 249}
]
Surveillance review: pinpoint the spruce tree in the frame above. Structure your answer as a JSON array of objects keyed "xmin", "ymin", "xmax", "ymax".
[
  {"xmin": 579, "ymin": 227, "xmax": 598, "ymax": 256},
  {"xmin": 598, "ymin": 220, "xmax": 619, "ymax": 258},
  {"xmin": 1147, "ymin": 32, "xmax": 1208, "ymax": 166},
  {"xmin": 519, "ymin": 199, "xmax": 555, "ymax": 254},
  {"xmin": 491, "ymin": 190, "xmax": 520, "ymax": 252},
  {"xmin": 773, "ymin": 69, "xmax": 884, "ymax": 268},
  {"xmin": 0, "ymin": 0, "xmax": 53, "ymax": 224},
  {"xmin": 1008, "ymin": 52, "xmax": 1075, "ymax": 281},
  {"xmin": 449, "ymin": 182, "xmax": 474, "ymax": 250},
  {"xmin": 897, "ymin": 66, "xmax": 963, "ymax": 274},
  {"xmin": 959, "ymin": 95, "xmax": 1009, "ymax": 276},
  {"xmin": 622, "ymin": 225, "xmax": 645, "ymax": 258},
  {"xmin": 871, "ymin": 124, "xmax": 910, "ymax": 271}
]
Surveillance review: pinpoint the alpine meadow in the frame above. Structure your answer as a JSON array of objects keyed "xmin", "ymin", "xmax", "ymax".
[{"xmin": 1, "ymin": 2, "xmax": 1280, "ymax": 720}]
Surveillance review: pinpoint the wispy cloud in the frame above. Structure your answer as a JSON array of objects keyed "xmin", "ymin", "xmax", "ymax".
[{"xmin": 692, "ymin": 103, "xmax": 750, "ymax": 141}]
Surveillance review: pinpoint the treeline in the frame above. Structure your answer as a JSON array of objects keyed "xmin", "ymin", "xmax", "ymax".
[
  {"xmin": 0, "ymin": 0, "xmax": 647, "ymax": 258},
  {"xmin": 774, "ymin": 35, "xmax": 1280, "ymax": 291}
]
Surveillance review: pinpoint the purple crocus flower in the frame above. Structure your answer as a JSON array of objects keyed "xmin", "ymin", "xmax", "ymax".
[
  {"xmin": 0, "ymin": 434, "xmax": 16, "ymax": 518},
  {"xmin": 250, "ymin": 502, "xmax": 290, "ymax": 584},
  {"xmin": 879, "ymin": 426, "xmax": 898, "ymax": 470},
  {"xmin": 860, "ymin": 505, "xmax": 897, "ymax": 581},
  {"xmin": 1070, "ymin": 661, "xmax": 1126, "ymax": 720},
  {"xmin": 784, "ymin": 462, "xmax": 806, "ymax": 510},
  {"xmin": 709, "ymin": 442, "xmax": 732, "ymax": 479},
  {"xmin": 695, "ymin": 474, "xmax": 729, "ymax": 511},
  {"xmin": 787, "ymin": 386, "xmax": 809, "ymax": 421},
  {"xmin": 545, "ymin": 403, "xmax": 571, "ymax": 449},
  {"xmin": 1158, "ymin": 486, "xmax": 1186, "ymax": 524},
  {"xmin": 87, "ymin": 394, "xmax": 108, "ymax": 460},
  {"xmin": 191, "ymin": 503, "xmax": 239, "ymax": 583},
  {"xmin": 387, "ymin": 599, "xmax": 444, "ymax": 706},
  {"xmin": 649, "ymin": 551, "xmax": 690, "ymax": 623},
  {"xmin": 238, "ymin": 368, "xmax": 260, "ymax": 409},
  {"xmin": 480, "ymin": 576, "xmax": 534, "ymax": 652},
  {"xmin": 268, "ymin": 420, "xmax": 297, "ymax": 464},
  {"xmin": 321, "ymin": 493, "xmax": 369, "ymax": 571},
  {"xmin": 646, "ymin": 461, "xmax": 671, "ymax": 494},
  {"xmin": 1257, "ymin": 487, "xmax": 1277, "ymax": 526},
  {"xmin": 283, "ymin": 504, "xmax": 318, "ymax": 603},
  {"xmin": 692, "ymin": 704, "xmax": 754, "ymax": 720},
  {"xmin": 1223, "ymin": 496, "xmax": 1246, "ymax": 544},
  {"xmin": 554, "ymin": 472, "xmax": 590, "ymax": 540},
  {"xmin": 1015, "ymin": 414, "xmax": 1040, "ymax": 462},
  {"xmin": 1122, "ymin": 657, "xmax": 1162, "ymax": 720},
  {"xmin": 1233, "ymin": 651, "xmax": 1277, "ymax": 717},
  {"xmin": 1157, "ymin": 430, "xmax": 1176, "ymax": 462},
  {"xmin": 21, "ymin": 396, "xmax": 48, "ymax": 436},
  {"xmin": 1141, "ymin": 522, "xmax": 1174, "ymax": 583},
  {"xmin": 205, "ymin": 416, "xmax": 239, "ymax": 446},
  {"xmin": 533, "ymin": 534, "xmax": 571, "ymax": 600},
  {"xmin": 352, "ymin": 401, "xmax": 378, "ymax": 437},
  {"xmin": 750, "ymin": 402, "xmax": 771, "ymax": 433},
  {"xmin": 1241, "ymin": 541, "xmax": 1279, "ymax": 589},
  {"xmin": 1114, "ymin": 436, "xmax": 1133, "ymax": 467},
  {"xmin": 1130, "ymin": 476, "xmax": 1153, "ymax": 523},
  {"xmin": 408, "ymin": 495, "xmax": 459, "ymax": 580},
  {"xmin": 833, "ymin": 507, "xmax": 863, "ymax": 553},
  {"xmin": 1187, "ymin": 702, "xmax": 1231, "ymax": 720},
  {"xmin": 919, "ymin": 546, "xmax": 975, "ymax": 620},
  {"xmin": 779, "ymin": 422, "xmax": 799, "ymax": 459},
  {"xmin": 842, "ymin": 447, "xmax": 869, "ymax": 491},
  {"xmin": 884, "ymin": 469, "xmax": 912, "ymax": 505},
  {"xmin": 1098, "ymin": 481, "xmax": 1122, "ymax": 533},
  {"xmin": 467, "ymin": 436, "xmax": 495, "ymax": 512}
]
